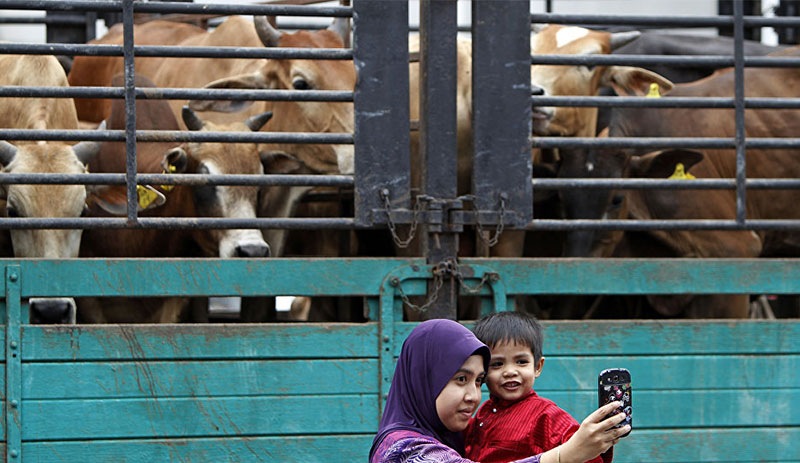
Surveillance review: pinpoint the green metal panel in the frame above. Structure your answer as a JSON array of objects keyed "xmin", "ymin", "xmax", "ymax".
[
  {"xmin": 23, "ymin": 324, "xmax": 380, "ymax": 360},
  {"xmin": 462, "ymin": 258, "xmax": 800, "ymax": 294},
  {"xmin": 23, "ymin": 395, "xmax": 378, "ymax": 440},
  {"xmin": 24, "ymin": 359, "xmax": 378, "ymax": 399},
  {"xmin": 0, "ymin": 259, "xmax": 798, "ymax": 462},
  {"xmin": 24, "ymin": 436, "xmax": 372, "ymax": 463},
  {"xmin": 612, "ymin": 428, "xmax": 799, "ymax": 463},
  {"xmin": 12, "ymin": 258, "xmax": 423, "ymax": 298}
]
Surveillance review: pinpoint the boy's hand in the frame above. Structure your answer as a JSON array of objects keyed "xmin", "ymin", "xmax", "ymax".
[{"xmin": 558, "ymin": 401, "xmax": 630, "ymax": 463}]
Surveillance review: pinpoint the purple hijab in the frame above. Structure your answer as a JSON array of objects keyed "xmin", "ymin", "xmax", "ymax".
[{"xmin": 369, "ymin": 319, "xmax": 491, "ymax": 460}]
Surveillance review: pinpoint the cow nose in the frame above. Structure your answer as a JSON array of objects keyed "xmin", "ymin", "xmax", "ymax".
[
  {"xmin": 235, "ymin": 242, "xmax": 271, "ymax": 258},
  {"xmin": 531, "ymin": 84, "xmax": 546, "ymax": 96},
  {"xmin": 30, "ymin": 298, "xmax": 75, "ymax": 324}
]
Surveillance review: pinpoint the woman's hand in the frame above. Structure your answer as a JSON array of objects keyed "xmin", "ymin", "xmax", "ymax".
[{"xmin": 552, "ymin": 401, "xmax": 631, "ymax": 463}]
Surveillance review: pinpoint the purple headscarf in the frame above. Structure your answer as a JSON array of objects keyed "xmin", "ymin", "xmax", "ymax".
[{"xmin": 369, "ymin": 319, "xmax": 491, "ymax": 459}]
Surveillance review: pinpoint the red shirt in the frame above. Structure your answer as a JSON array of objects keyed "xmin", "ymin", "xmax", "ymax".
[{"xmin": 464, "ymin": 390, "xmax": 612, "ymax": 463}]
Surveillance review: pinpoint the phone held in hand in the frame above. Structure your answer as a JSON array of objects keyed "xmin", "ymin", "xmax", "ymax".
[{"xmin": 598, "ymin": 368, "xmax": 632, "ymax": 437}]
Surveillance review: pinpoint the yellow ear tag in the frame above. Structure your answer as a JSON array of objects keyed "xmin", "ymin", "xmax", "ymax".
[
  {"xmin": 646, "ymin": 83, "xmax": 661, "ymax": 98},
  {"xmin": 669, "ymin": 163, "xmax": 695, "ymax": 180},
  {"xmin": 160, "ymin": 164, "xmax": 177, "ymax": 192},
  {"xmin": 137, "ymin": 185, "xmax": 162, "ymax": 209}
]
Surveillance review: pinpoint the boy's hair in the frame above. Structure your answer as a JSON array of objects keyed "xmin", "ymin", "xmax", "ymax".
[{"xmin": 472, "ymin": 311, "xmax": 544, "ymax": 363}]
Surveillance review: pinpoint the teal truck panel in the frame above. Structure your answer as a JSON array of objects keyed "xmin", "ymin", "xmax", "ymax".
[{"xmin": 0, "ymin": 259, "xmax": 798, "ymax": 462}]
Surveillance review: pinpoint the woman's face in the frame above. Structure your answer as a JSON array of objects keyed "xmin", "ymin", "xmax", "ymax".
[{"xmin": 435, "ymin": 354, "xmax": 485, "ymax": 432}]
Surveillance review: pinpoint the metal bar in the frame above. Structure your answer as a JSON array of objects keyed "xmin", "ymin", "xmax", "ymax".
[
  {"xmin": 0, "ymin": 173, "xmax": 353, "ymax": 187},
  {"xmin": 123, "ymin": 0, "xmax": 138, "ymax": 222},
  {"xmin": 525, "ymin": 219, "xmax": 800, "ymax": 231},
  {"xmin": 0, "ymin": 86, "xmax": 353, "ymax": 102},
  {"xmin": 0, "ymin": 129, "xmax": 353, "ymax": 144},
  {"xmin": 531, "ymin": 137, "xmax": 800, "ymax": 150},
  {"xmin": 529, "ymin": 13, "xmax": 800, "ymax": 27},
  {"xmin": 527, "ymin": 96, "xmax": 800, "ymax": 109},
  {"xmin": 419, "ymin": 0, "xmax": 459, "ymax": 320},
  {"xmin": 471, "ymin": 0, "xmax": 532, "ymax": 227},
  {"xmin": 4, "ymin": 266, "xmax": 22, "ymax": 462},
  {"xmin": 530, "ymin": 54, "xmax": 800, "ymax": 68},
  {"xmin": 352, "ymin": 0, "xmax": 410, "ymax": 227},
  {"xmin": 0, "ymin": 43, "xmax": 354, "ymax": 59},
  {"xmin": 533, "ymin": 178, "xmax": 800, "ymax": 190},
  {"xmin": 733, "ymin": 1, "xmax": 747, "ymax": 225},
  {"xmin": 0, "ymin": 0, "xmax": 352, "ymax": 17},
  {"xmin": 0, "ymin": 217, "xmax": 356, "ymax": 230}
]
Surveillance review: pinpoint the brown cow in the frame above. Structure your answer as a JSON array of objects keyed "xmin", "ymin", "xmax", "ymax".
[
  {"xmin": 68, "ymin": 19, "xmax": 208, "ymax": 125},
  {"xmin": 557, "ymin": 46, "xmax": 800, "ymax": 318},
  {"xmin": 78, "ymin": 75, "xmax": 271, "ymax": 323},
  {"xmin": 0, "ymin": 54, "xmax": 100, "ymax": 324}
]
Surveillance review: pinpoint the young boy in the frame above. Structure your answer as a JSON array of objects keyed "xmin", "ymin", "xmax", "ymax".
[{"xmin": 464, "ymin": 311, "xmax": 614, "ymax": 463}]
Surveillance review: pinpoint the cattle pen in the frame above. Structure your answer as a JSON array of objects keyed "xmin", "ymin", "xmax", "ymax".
[{"xmin": 0, "ymin": 1, "xmax": 798, "ymax": 462}]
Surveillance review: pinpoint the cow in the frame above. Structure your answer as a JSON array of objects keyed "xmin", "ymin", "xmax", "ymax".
[
  {"xmin": 68, "ymin": 19, "xmax": 208, "ymax": 125},
  {"xmin": 67, "ymin": 15, "xmax": 359, "ymax": 322},
  {"xmin": 0, "ymin": 54, "xmax": 101, "ymax": 324},
  {"xmin": 556, "ymin": 46, "xmax": 800, "ymax": 318},
  {"xmin": 595, "ymin": 31, "xmax": 789, "ymax": 133},
  {"xmin": 78, "ymin": 75, "xmax": 271, "ymax": 323}
]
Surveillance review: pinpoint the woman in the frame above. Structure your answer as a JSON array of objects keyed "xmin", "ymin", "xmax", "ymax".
[{"xmin": 369, "ymin": 319, "xmax": 629, "ymax": 463}]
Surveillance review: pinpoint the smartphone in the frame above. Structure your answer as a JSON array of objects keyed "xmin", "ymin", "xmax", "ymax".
[{"xmin": 598, "ymin": 368, "xmax": 632, "ymax": 437}]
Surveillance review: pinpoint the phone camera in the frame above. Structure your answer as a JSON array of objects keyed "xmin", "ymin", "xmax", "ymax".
[{"xmin": 612, "ymin": 375, "xmax": 619, "ymax": 381}]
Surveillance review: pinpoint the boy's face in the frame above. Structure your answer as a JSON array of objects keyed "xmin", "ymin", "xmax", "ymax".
[{"xmin": 485, "ymin": 340, "xmax": 544, "ymax": 402}]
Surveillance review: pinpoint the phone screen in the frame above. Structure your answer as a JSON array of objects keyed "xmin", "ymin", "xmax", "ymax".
[{"xmin": 598, "ymin": 368, "xmax": 632, "ymax": 436}]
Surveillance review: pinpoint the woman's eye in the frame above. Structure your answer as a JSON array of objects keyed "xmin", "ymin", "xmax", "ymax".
[{"xmin": 293, "ymin": 78, "xmax": 311, "ymax": 90}]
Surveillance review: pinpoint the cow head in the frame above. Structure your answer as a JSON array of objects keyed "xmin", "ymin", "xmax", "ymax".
[
  {"xmin": 530, "ymin": 24, "xmax": 674, "ymax": 137},
  {"xmin": 0, "ymin": 140, "xmax": 99, "ymax": 259},
  {"xmin": 0, "ymin": 139, "xmax": 99, "ymax": 325},
  {"xmin": 188, "ymin": 16, "xmax": 355, "ymax": 176},
  {"xmin": 559, "ymin": 145, "xmax": 704, "ymax": 257},
  {"xmin": 172, "ymin": 106, "xmax": 272, "ymax": 258}
]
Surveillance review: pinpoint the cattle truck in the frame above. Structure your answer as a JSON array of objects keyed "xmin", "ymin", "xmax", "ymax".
[{"xmin": 0, "ymin": 1, "xmax": 797, "ymax": 461}]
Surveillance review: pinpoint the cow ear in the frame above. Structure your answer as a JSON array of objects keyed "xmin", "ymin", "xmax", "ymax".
[
  {"xmin": 164, "ymin": 148, "xmax": 188, "ymax": 174},
  {"xmin": 86, "ymin": 185, "xmax": 168, "ymax": 215},
  {"xmin": 630, "ymin": 149, "xmax": 704, "ymax": 178},
  {"xmin": 85, "ymin": 186, "xmax": 130, "ymax": 216},
  {"xmin": 260, "ymin": 150, "xmax": 305, "ymax": 174},
  {"xmin": 602, "ymin": 66, "xmax": 674, "ymax": 97},
  {"xmin": 189, "ymin": 72, "xmax": 267, "ymax": 113}
]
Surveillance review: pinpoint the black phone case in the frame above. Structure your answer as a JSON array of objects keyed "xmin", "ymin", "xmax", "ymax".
[{"xmin": 598, "ymin": 368, "xmax": 632, "ymax": 436}]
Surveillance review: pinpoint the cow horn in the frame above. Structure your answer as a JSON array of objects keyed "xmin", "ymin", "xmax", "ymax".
[
  {"xmin": 328, "ymin": 17, "xmax": 351, "ymax": 46},
  {"xmin": 255, "ymin": 16, "xmax": 283, "ymax": 47},
  {"xmin": 0, "ymin": 141, "xmax": 17, "ymax": 166},
  {"xmin": 73, "ymin": 141, "xmax": 101, "ymax": 165},
  {"xmin": 531, "ymin": 23, "xmax": 548, "ymax": 34},
  {"xmin": 245, "ymin": 111, "xmax": 273, "ymax": 132},
  {"xmin": 182, "ymin": 105, "xmax": 205, "ymax": 131},
  {"xmin": 610, "ymin": 30, "xmax": 641, "ymax": 51}
]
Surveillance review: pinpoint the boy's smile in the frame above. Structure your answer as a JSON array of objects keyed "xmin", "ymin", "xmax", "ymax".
[{"xmin": 486, "ymin": 340, "xmax": 545, "ymax": 402}]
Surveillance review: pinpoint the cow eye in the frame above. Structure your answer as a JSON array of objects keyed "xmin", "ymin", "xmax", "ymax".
[
  {"xmin": 292, "ymin": 78, "xmax": 312, "ymax": 90},
  {"xmin": 610, "ymin": 194, "xmax": 624, "ymax": 208},
  {"xmin": 6, "ymin": 206, "xmax": 19, "ymax": 218}
]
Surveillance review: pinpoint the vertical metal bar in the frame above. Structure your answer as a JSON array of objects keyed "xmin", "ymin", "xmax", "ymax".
[
  {"xmin": 471, "ymin": 0, "xmax": 532, "ymax": 228},
  {"xmin": 353, "ymin": 0, "xmax": 410, "ymax": 227},
  {"xmin": 733, "ymin": 1, "xmax": 747, "ymax": 224},
  {"xmin": 5, "ymin": 266, "xmax": 22, "ymax": 462},
  {"xmin": 419, "ymin": 0, "xmax": 458, "ymax": 320},
  {"xmin": 122, "ymin": 0, "xmax": 139, "ymax": 222}
]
